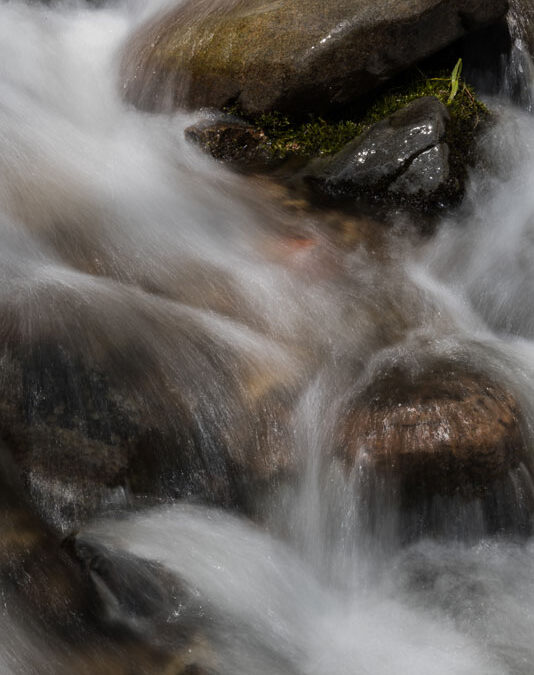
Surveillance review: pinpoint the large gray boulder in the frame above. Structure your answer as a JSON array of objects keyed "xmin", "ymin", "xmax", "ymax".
[{"xmin": 121, "ymin": 0, "xmax": 509, "ymax": 115}]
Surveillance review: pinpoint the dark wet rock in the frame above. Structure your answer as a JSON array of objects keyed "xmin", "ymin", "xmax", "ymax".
[
  {"xmin": 185, "ymin": 119, "xmax": 274, "ymax": 169},
  {"xmin": 492, "ymin": 0, "xmax": 534, "ymax": 109},
  {"xmin": 0, "ymin": 324, "xmax": 306, "ymax": 530},
  {"xmin": 0, "ymin": 339, "xmax": 216, "ymax": 530},
  {"xmin": 336, "ymin": 362, "xmax": 529, "ymax": 499},
  {"xmin": 302, "ymin": 97, "xmax": 454, "ymax": 207},
  {"xmin": 65, "ymin": 534, "xmax": 222, "ymax": 674},
  {"xmin": 0, "ymin": 345, "xmax": 137, "ymax": 528},
  {"xmin": 0, "ymin": 447, "xmax": 218, "ymax": 674},
  {"xmin": 508, "ymin": 0, "xmax": 534, "ymax": 56},
  {"xmin": 67, "ymin": 535, "xmax": 207, "ymax": 646},
  {"xmin": 388, "ymin": 143, "xmax": 450, "ymax": 196},
  {"xmin": 0, "ymin": 445, "xmax": 104, "ymax": 645},
  {"xmin": 121, "ymin": 0, "xmax": 509, "ymax": 115}
]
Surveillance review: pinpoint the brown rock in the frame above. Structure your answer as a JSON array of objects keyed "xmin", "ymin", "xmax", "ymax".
[
  {"xmin": 121, "ymin": 0, "xmax": 508, "ymax": 115},
  {"xmin": 336, "ymin": 362, "xmax": 527, "ymax": 497},
  {"xmin": 185, "ymin": 120, "xmax": 272, "ymax": 168}
]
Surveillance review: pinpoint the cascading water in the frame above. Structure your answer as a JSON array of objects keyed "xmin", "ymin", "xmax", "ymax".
[{"xmin": 3, "ymin": 1, "xmax": 534, "ymax": 673}]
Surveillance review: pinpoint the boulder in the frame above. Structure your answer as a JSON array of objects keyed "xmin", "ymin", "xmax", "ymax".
[
  {"xmin": 302, "ymin": 96, "xmax": 454, "ymax": 206},
  {"xmin": 336, "ymin": 362, "xmax": 528, "ymax": 499},
  {"xmin": 121, "ymin": 0, "xmax": 509, "ymax": 115}
]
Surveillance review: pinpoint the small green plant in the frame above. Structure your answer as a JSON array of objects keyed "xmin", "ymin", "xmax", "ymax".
[{"xmin": 448, "ymin": 58, "xmax": 463, "ymax": 105}]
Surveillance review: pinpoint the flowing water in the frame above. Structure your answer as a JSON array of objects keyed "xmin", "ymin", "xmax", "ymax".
[{"xmin": 3, "ymin": 1, "xmax": 534, "ymax": 673}]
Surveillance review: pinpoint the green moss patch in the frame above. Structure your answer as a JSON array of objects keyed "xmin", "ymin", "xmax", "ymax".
[{"xmin": 226, "ymin": 66, "xmax": 489, "ymax": 161}]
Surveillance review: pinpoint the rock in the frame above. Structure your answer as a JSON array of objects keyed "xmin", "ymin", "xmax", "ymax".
[
  {"xmin": 121, "ymin": 0, "xmax": 508, "ymax": 115},
  {"xmin": 336, "ymin": 362, "xmax": 528, "ymax": 498},
  {"xmin": 302, "ymin": 96, "xmax": 454, "ymax": 206},
  {"xmin": 66, "ymin": 536, "xmax": 206, "ymax": 646},
  {"xmin": 497, "ymin": 0, "xmax": 534, "ymax": 108},
  {"xmin": 0, "ymin": 325, "xmax": 306, "ymax": 530},
  {"xmin": 388, "ymin": 143, "xmax": 450, "ymax": 196},
  {"xmin": 0, "ymin": 343, "xmax": 139, "ymax": 530},
  {"xmin": 0, "ymin": 444, "xmax": 104, "ymax": 647},
  {"xmin": 0, "ymin": 338, "xmax": 222, "ymax": 531},
  {"xmin": 185, "ymin": 119, "xmax": 272, "ymax": 169},
  {"xmin": 0, "ymin": 444, "xmax": 218, "ymax": 674},
  {"xmin": 508, "ymin": 0, "xmax": 534, "ymax": 56}
]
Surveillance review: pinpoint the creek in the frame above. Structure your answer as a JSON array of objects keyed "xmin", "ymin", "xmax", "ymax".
[{"xmin": 2, "ymin": 1, "xmax": 534, "ymax": 673}]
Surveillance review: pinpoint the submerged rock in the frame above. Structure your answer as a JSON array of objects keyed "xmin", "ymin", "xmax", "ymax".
[
  {"xmin": 0, "ymin": 322, "xmax": 306, "ymax": 531},
  {"xmin": 0, "ymin": 448, "xmax": 218, "ymax": 674},
  {"xmin": 337, "ymin": 362, "xmax": 529, "ymax": 500},
  {"xmin": 121, "ymin": 0, "xmax": 508, "ymax": 115},
  {"xmin": 302, "ymin": 96, "xmax": 455, "ymax": 208}
]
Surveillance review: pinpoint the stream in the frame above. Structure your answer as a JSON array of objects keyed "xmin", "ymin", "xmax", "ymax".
[{"xmin": 3, "ymin": 1, "xmax": 534, "ymax": 673}]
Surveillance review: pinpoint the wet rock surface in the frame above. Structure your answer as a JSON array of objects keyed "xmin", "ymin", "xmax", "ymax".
[
  {"xmin": 121, "ymin": 0, "xmax": 509, "ymax": 115},
  {"xmin": 302, "ymin": 97, "xmax": 454, "ymax": 207},
  {"xmin": 66, "ymin": 535, "xmax": 209, "ymax": 650},
  {"xmin": 388, "ymin": 143, "xmax": 450, "ymax": 196},
  {"xmin": 0, "ymin": 329, "xmax": 306, "ymax": 531},
  {"xmin": 0, "ymin": 442, "xmax": 219, "ymax": 674},
  {"xmin": 185, "ymin": 120, "xmax": 273, "ymax": 169},
  {"xmin": 337, "ymin": 362, "xmax": 528, "ymax": 499},
  {"xmin": 509, "ymin": 0, "xmax": 534, "ymax": 56}
]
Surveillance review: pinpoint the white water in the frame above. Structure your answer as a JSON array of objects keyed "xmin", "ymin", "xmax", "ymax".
[{"xmin": 2, "ymin": 0, "xmax": 534, "ymax": 673}]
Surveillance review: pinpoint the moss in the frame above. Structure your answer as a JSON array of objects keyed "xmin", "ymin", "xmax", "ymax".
[
  {"xmin": 226, "ymin": 67, "xmax": 488, "ymax": 161},
  {"xmin": 253, "ymin": 113, "xmax": 360, "ymax": 158}
]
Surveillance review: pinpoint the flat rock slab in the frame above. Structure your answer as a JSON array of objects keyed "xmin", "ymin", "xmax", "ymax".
[{"xmin": 121, "ymin": 0, "xmax": 509, "ymax": 114}]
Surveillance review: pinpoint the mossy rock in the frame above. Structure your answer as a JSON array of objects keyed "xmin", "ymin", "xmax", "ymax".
[
  {"xmin": 297, "ymin": 91, "xmax": 483, "ymax": 213},
  {"xmin": 248, "ymin": 68, "xmax": 488, "ymax": 162},
  {"xmin": 189, "ymin": 69, "xmax": 488, "ymax": 214}
]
